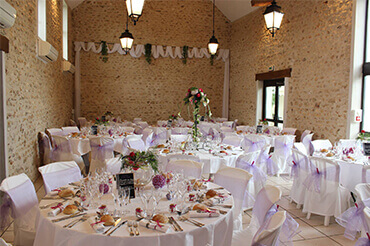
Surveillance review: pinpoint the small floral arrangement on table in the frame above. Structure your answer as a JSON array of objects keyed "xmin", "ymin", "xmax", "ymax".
[
  {"xmin": 95, "ymin": 117, "xmax": 109, "ymax": 126},
  {"xmin": 104, "ymin": 111, "xmax": 114, "ymax": 117},
  {"xmin": 259, "ymin": 118, "xmax": 269, "ymax": 125},
  {"xmin": 120, "ymin": 151, "xmax": 159, "ymax": 173},
  {"xmin": 169, "ymin": 114, "xmax": 179, "ymax": 121},
  {"xmin": 184, "ymin": 87, "xmax": 212, "ymax": 142},
  {"xmin": 357, "ymin": 130, "xmax": 370, "ymax": 141}
]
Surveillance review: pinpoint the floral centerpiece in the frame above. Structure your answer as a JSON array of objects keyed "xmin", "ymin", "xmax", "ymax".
[
  {"xmin": 169, "ymin": 114, "xmax": 179, "ymax": 121},
  {"xmin": 120, "ymin": 151, "xmax": 158, "ymax": 187},
  {"xmin": 259, "ymin": 118, "xmax": 269, "ymax": 125},
  {"xmin": 95, "ymin": 117, "xmax": 109, "ymax": 126},
  {"xmin": 357, "ymin": 130, "xmax": 370, "ymax": 141},
  {"xmin": 183, "ymin": 87, "xmax": 212, "ymax": 142}
]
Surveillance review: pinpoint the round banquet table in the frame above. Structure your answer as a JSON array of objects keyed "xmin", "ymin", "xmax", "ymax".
[
  {"xmin": 34, "ymin": 183, "xmax": 234, "ymax": 246},
  {"xmin": 156, "ymin": 147, "xmax": 244, "ymax": 174}
]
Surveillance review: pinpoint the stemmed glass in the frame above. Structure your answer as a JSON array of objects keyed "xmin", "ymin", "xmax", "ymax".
[
  {"xmin": 152, "ymin": 188, "xmax": 163, "ymax": 214},
  {"xmin": 118, "ymin": 187, "xmax": 130, "ymax": 215},
  {"xmin": 111, "ymin": 187, "xmax": 121, "ymax": 217},
  {"xmin": 139, "ymin": 188, "xmax": 155, "ymax": 219}
]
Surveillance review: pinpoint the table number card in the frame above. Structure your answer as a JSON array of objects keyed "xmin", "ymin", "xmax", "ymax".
[
  {"xmin": 91, "ymin": 125, "xmax": 98, "ymax": 135},
  {"xmin": 256, "ymin": 125, "xmax": 262, "ymax": 134},
  {"xmin": 116, "ymin": 173, "xmax": 135, "ymax": 198},
  {"xmin": 364, "ymin": 142, "xmax": 370, "ymax": 156}
]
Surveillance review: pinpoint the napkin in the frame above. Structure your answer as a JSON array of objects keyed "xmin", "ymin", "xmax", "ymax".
[
  {"xmin": 139, "ymin": 219, "xmax": 170, "ymax": 233},
  {"xmin": 204, "ymin": 195, "xmax": 230, "ymax": 206},
  {"xmin": 47, "ymin": 202, "xmax": 69, "ymax": 217},
  {"xmin": 88, "ymin": 217, "xmax": 105, "ymax": 233},
  {"xmin": 188, "ymin": 210, "xmax": 220, "ymax": 218}
]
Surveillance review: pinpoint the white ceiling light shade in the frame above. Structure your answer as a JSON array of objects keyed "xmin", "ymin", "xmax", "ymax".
[
  {"xmin": 126, "ymin": 0, "xmax": 145, "ymax": 25},
  {"xmin": 263, "ymin": 0, "xmax": 284, "ymax": 37}
]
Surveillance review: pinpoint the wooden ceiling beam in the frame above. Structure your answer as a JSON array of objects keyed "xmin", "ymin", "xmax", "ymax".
[
  {"xmin": 251, "ymin": 0, "xmax": 272, "ymax": 7},
  {"xmin": 0, "ymin": 35, "xmax": 9, "ymax": 53}
]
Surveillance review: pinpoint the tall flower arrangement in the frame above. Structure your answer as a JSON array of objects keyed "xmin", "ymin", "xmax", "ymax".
[{"xmin": 183, "ymin": 87, "xmax": 212, "ymax": 142}]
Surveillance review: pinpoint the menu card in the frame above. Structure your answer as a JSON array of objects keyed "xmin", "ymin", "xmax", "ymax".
[
  {"xmin": 256, "ymin": 125, "xmax": 262, "ymax": 134},
  {"xmin": 116, "ymin": 173, "xmax": 135, "ymax": 198},
  {"xmin": 364, "ymin": 142, "xmax": 370, "ymax": 156}
]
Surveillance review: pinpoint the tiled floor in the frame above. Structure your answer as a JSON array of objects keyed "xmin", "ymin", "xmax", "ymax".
[{"xmin": 0, "ymin": 175, "xmax": 358, "ymax": 245}]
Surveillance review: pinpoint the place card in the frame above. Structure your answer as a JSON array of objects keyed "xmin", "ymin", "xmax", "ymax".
[
  {"xmin": 256, "ymin": 125, "xmax": 262, "ymax": 134},
  {"xmin": 116, "ymin": 173, "xmax": 135, "ymax": 198},
  {"xmin": 364, "ymin": 142, "xmax": 370, "ymax": 156}
]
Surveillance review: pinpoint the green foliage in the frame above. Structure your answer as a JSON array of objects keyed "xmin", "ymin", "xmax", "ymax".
[
  {"xmin": 120, "ymin": 151, "xmax": 159, "ymax": 173},
  {"xmin": 357, "ymin": 130, "xmax": 370, "ymax": 140},
  {"xmin": 100, "ymin": 41, "xmax": 108, "ymax": 63},
  {"xmin": 182, "ymin": 46, "xmax": 189, "ymax": 64},
  {"xmin": 210, "ymin": 54, "xmax": 216, "ymax": 66},
  {"xmin": 144, "ymin": 43, "xmax": 152, "ymax": 64}
]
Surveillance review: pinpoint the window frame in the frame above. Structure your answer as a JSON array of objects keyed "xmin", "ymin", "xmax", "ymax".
[
  {"xmin": 38, "ymin": 0, "xmax": 47, "ymax": 41},
  {"xmin": 62, "ymin": 0, "xmax": 68, "ymax": 60},
  {"xmin": 262, "ymin": 78, "xmax": 285, "ymax": 126}
]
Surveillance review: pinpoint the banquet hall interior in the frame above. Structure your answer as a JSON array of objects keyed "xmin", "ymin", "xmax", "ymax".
[{"xmin": 0, "ymin": 0, "xmax": 369, "ymax": 245}]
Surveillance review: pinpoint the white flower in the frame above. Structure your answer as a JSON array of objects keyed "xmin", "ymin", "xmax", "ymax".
[{"xmin": 191, "ymin": 89, "xmax": 198, "ymax": 96}]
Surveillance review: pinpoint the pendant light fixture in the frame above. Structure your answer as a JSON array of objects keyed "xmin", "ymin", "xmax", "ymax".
[
  {"xmin": 126, "ymin": 0, "xmax": 145, "ymax": 25},
  {"xmin": 208, "ymin": 0, "xmax": 219, "ymax": 55},
  {"xmin": 263, "ymin": 0, "xmax": 284, "ymax": 37},
  {"xmin": 119, "ymin": 12, "xmax": 134, "ymax": 53}
]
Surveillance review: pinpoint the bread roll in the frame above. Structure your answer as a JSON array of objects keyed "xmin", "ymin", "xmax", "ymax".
[
  {"xmin": 193, "ymin": 203, "xmax": 208, "ymax": 211},
  {"xmin": 152, "ymin": 214, "xmax": 169, "ymax": 224},
  {"xmin": 162, "ymin": 149, "xmax": 170, "ymax": 154},
  {"xmin": 157, "ymin": 144, "xmax": 165, "ymax": 148},
  {"xmin": 320, "ymin": 149, "xmax": 328, "ymax": 153},
  {"xmin": 101, "ymin": 214, "xmax": 115, "ymax": 226},
  {"xmin": 206, "ymin": 189, "xmax": 217, "ymax": 199},
  {"xmin": 326, "ymin": 152, "xmax": 334, "ymax": 157},
  {"xmin": 63, "ymin": 205, "xmax": 78, "ymax": 215},
  {"xmin": 59, "ymin": 189, "xmax": 74, "ymax": 198}
]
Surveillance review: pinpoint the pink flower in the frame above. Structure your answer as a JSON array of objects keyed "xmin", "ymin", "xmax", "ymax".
[
  {"xmin": 199, "ymin": 88, "xmax": 203, "ymax": 92},
  {"xmin": 196, "ymin": 93, "xmax": 200, "ymax": 98},
  {"xmin": 361, "ymin": 130, "xmax": 366, "ymax": 133}
]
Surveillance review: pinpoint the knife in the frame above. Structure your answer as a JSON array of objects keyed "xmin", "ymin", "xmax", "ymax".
[
  {"xmin": 170, "ymin": 217, "xmax": 183, "ymax": 231},
  {"xmin": 107, "ymin": 220, "xmax": 128, "ymax": 236},
  {"xmin": 103, "ymin": 218, "xmax": 122, "ymax": 235},
  {"xmin": 51, "ymin": 212, "xmax": 86, "ymax": 223}
]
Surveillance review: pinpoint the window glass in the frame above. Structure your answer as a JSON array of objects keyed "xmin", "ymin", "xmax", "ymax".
[
  {"xmin": 265, "ymin": 87, "xmax": 275, "ymax": 120},
  {"xmin": 38, "ymin": 0, "xmax": 46, "ymax": 41},
  {"xmin": 363, "ymin": 76, "xmax": 370, "ymax": 131},
  {"xmin": 63, "ymin": 1, "xmax": 68, "ymax": 60}
]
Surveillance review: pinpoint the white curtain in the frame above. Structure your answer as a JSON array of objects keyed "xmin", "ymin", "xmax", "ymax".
[{"xmin": 74, "ymin": 42, "xmax": 230, "ymax": 119}]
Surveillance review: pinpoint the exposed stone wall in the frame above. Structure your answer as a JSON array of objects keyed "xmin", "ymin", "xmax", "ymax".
[
  {"xmin": 229, "ymin": 0, "xmax": 352, "ymax": 142},
  {"xmin": 72, "ymin": 0, "xmax": 230, "ymax": 123},
  {"xmin": 1, "ymin": 0, "xmax": 74, "ymax": 180}
]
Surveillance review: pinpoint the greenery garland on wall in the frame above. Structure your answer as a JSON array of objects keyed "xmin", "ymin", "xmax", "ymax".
[
  {"xmin": 100, "ymin": 41, "xmax": 108, "ymax": 63},
  {"xmin": 182, "ymin": 46, "xmax": 189, "ymax": 64},
  {"xmin": 210, "ymin": 54, "xmax": 216, "ymax": 66},
  {"xmin": 145, "ymin": 43, "xmax": 152, "ymax": 64}
]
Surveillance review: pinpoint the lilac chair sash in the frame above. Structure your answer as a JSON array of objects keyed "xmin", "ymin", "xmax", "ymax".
[
  {"xmin": 91, "ymin": 141, "xmax": 114, "ymax": 161},
  {"xmin": 0, "ymin": 195, "xmax": 13, "ymax": 230},
  {"xmin": 303, "ymin": 165, "xmax": 339, "ymax": 193},
  {"xmin": 290, "ymin": 154, "xmax": 306, "ymax": 179},
  {"xmin": 151, "ymin": 130, "xmax": 167, "ymax": 146},
  {"xmin": 356, "ymin": 237, "xmax": 370, "ymax": 246},
  {"xmin": 261, "ymin": 153, "xmax": 278, "ymax": 176},
  {"xmin": 51, "ymin": 140, "xmax": 72, "ymax": 161},
  {"xmin": 243, "ymin": 138, "xmax": 265, "ymax": 152},
  {"xmin": 237, "ymin": 159, "xmax": 267, "ymax": 187},
  {"xmin": 274, "ymin": 140, "xmax": 294, "ymax": 158},
  {"xmin": 252, "ymin": 188, "xmax": 275, "ymax": 226},
  {"xmin": 336, "ymin": 198, "xmax": 370, "ymax": 240}
]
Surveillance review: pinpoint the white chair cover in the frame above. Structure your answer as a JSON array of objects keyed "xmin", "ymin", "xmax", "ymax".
[
  {"xmin": 362, "ymin": 165, "xmax": 370, "ymax": 183},
  {"xmin": 166, "ymin": 154, "xmax": 201, "ymax": 171},
  {"xmin": 61, "ymin": 126, "xmax": 80, "ymax": 134},
  {"xmin": 256, "ymin": 145, "xmax": 277, "ymax": 176},
  {"xmin": 236, "ymin": 125, "xmax": 249, "ymax": 132},
  {"xmin": 311, "ymin": 139, "xmax": 333, "ymax": 153},
  {"xmin": 77, "ymin": 117, "xmax": 87, "ymax": 128},
  {"xmin": 170, "ymin": 134, "xmax": 189, "ymax": 143},
  {"xmin": 289, "ymin": 149, "xmax": 311, "ymax": 207},
  {"xmin": 231, "ymin": 185, "xmax": 282, "ymax": 246},
  {"xmin": 46, "ymin": 128, "xmax": 64, "ymax": 136},
  {"xmin": 338, "ymin": 139, "xmax": 357, "ymax": 149},
  {"xmin": 214, "ymin": 166, "xmax": 252, "ymax": 231},
  {"xmin": 50, "ymin": 135, "xmax": 85, "ymax": 172},
  {"xmin": 356, "ymin": 183, "xmax": 370, "ymax": 202},
  {"xmin": 300, "ymin": 130, "xmax": 312, "ymax": 142},
  {"xmin": 302, "ymin": 157, "xmax": 350, "ymax": 222},
  {"xmin": 282, "ymin": 128, "xmax": 296, "ymax": 135},
  {"xmin": 127, "ymin": 137, "xmax": 147, "ymax": 151},
  {"xmin": 121, "ymin": 127, "xmax": 135, "ymax": 133},
  {"xmin": 0, "ymin": 174, "xmax": 38, "ymax": 246},
  {"xmin": 0, "ymin": 238, "xmax": 11, "ymax": 246},
  {"xmin": 151, "ymin": 127, "xmax": 168, "ymax": 145},
  {"xmin": 38, "ymin": 161, "xmax": 82, "ymax": 193},
  {"xmin": 235, "ymin": 151, "xmax": 264, "ymax": 209},
  {"xmin": 241, "ymin": 135, "xmax": 266, "ymax": 153},
  {"xmin": 166, "ymin": 160, "xmax": 203, "ymax": 179},
  {"xmin": 133, "ymin": 118, "xmax": 142, "ymax": 123},
  {"xmin": 251, "ymin": 211, "xmax": 286, "ymax": 246},
  {"xmin": 293, "ymin": 142, "xmax": 307, "ymax": 156},
  {"xmin": 302, "ymin": 133, "xmax": 314, "ymax": 156},
  {"xmin": 222, "ymin": 121, "xmax": 234, "ymax": 128},
  {"xmin": 89, "ymin": 137, "xmax": 120, "ymax": 174},
  {"xmin": 157, "ymin": 120, "xmax": 167, "ymax": 127},
  {"xmin": 37, "ymin": 132, "xmax": 52, "ymax": 166},
  {"xmin": 171, "ymin": 127, "xmax": 189, "ymax": 135},
  {"xmin": 220, "ymin": 126, "xmax": 233, "ymax": 133},
  {"xmin": 137, "ymin": 121, "xmax": 149, "ymax": 129},
  {"xmin": 216, "ymin": 117, "xmax": 228, "ymax": 123},
  {"xmin": 222, "ymin": 135, "xmax": 243, "ymax": 147},
  {"xmin": 271, "ymin": 135, "xmax": 295, "ymax": 174},
  {"xmin": 142, "ymin": 128, "xmax": 154, "ymax": 147}
]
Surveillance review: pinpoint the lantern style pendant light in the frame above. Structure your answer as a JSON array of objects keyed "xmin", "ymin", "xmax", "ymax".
[
  {"xmin": 263, "ymin": 0, "xmax": 284, "ymax": 37},
  {"xmin": 126, "ymin": 0, "xmax": 145, "ymax": 25},
  {"xmin": 119, "ymin": 13, "xmax": 134, "ymax": 53},
  {"xmin": 208, "ymin": 0, "xmax": 219, "ymax": 55}
]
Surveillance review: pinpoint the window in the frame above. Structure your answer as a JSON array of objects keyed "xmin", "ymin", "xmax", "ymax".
[
  {"xmin": 262, "ymin": 78, "xmax": 285, "ymax": 127},
  {"xmin": 38, "ymin": 0, "xmax": 46, "ymax": 41},
  {"xmin": 363, "ymin": 0, "xmax": 370, "ymax": 131},
  {"xmin": 63, "ymin": 0, "xmax": 68, "ymax": 60}
]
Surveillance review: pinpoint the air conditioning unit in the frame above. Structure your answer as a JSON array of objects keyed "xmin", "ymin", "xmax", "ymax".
[
  {"xmin": 0, "ymin": 0, "xmax": 16, "ymax": 29},
  {"xmin": 62, "ymin": 60, "xmax": 75, "ymax": 74},
  {"xmin": 37, "ymin": 38, "xmax": 58, "ymax": 63}
]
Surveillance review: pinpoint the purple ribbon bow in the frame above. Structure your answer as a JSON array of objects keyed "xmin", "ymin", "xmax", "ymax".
[
  {"xmin": 238, "ymin": 159, "xmax": 267, "ymax": 187},
  {"xmin": 275, "ymin": 140, "xmax": 293, "ymax": 158},
  {"xmin": 0, "ymin": 195, "xmax": 13, "ymax": 231},
  {"xmin": 356, "ymin": 235, "xmax": 370, "ymax": 246},
  {"xmin": 303, "ymin": 166, "xmax": 338, "ymax": 193},
  {"xmin": 91, "ymin": 141, "xmax": 114, "ymax": 161},
  {"xmin": 264, "ymin": 155, "xmax": 278, "ymax": 176},
  {"xmin": 51, "ymin": 140, "xmax": 71, "ymax": 161},
  {"xmin": 244, "ymin": 138, "xmax": 264, "ymax": 152}
]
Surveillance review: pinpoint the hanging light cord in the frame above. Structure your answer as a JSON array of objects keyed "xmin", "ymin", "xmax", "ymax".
[
  {"xmin": 126, "ymin": 7, "xmax": 129, "ymax": 30},
  {"xmin": 212, "ymin": 0, "xmax": 215, "ymax": 36}
]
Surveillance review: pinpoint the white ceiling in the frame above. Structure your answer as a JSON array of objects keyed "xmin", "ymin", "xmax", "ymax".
[{"xmin": 65, "ymin": 0, "xmax": 257, "ymax": 23}]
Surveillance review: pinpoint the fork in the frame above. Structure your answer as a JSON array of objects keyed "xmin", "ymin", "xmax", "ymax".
[
  {"xmin": 67, "ymin": 214, "xmax": 89, "ymax": 228},
  {"xmin": 128, "ymin": 221, "xmax": 135, "ymax": 236},
  {"xmin": 133, "ymin": 221, "xmax": 140, "ymax": 236}
]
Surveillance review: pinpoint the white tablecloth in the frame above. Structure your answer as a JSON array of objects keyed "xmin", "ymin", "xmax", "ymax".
[{"xmin": 34, "ymin": 183, "xmax": 234, "ymax": 246}]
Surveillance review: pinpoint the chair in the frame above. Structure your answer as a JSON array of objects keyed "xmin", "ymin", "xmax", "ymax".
[
  {"xmin": 241, "ymin": 135, "xmax": 267, "ymax": 153},
  {"xmin": 38, "ymin": 161, "xmax": 82, "ymax": 193},
  {"xmin": 0, "ymin": 174, "xmax": 38, "ymax": 246},
  {"xmin": 136, "ymin": 121, "xmax": 149, "ymax": 129},
  {"xmin": 289, "ymin": 148, "xmax": 311, "ymax": 209},
  {"xmin": 151, "ymin": 127, "xmax": 168, "ymax": 145},
  {"xmin": 300, "ymin": 130, "xmax": 312, "ymax": 142},
  {"xmin": 302, "ymin": 133, "xmax": 314, "ymax": 156},
  {"xmin": 214, "ymin": 166, "xmax": 253, "ymax": 231},
  {"xmin": 133, "ymin": 118, "xmax": 142, "ymax": 123},
  {"xmin": 271, "ymin": 135, "xmax": 295, "ymax": 175},
  {"xmin": 121, "ymin": 127, "xmax": 135, "ymax": 133},
  {"xmin": 303, "ymin": 156, "xmax": 350, "ymax": 226},
  {"xmin": 157, "ymin": 120, "xmax": 167, "ymax": 127},
  {"xmin": 235, "ymin": 151, "xmax": 264, "ymax": 209},
  {"xmin": 293, "ymin": 142, "xmax": 307, "ymax": 156},
  {"xmin": 338, "ymin": 139, "xmax": 357, "ymax": 149},
  {"xmin": 89, "ymin": 136, "xmax": 121, "ymax": 174},
  {"xmin": 127, "ymin": 136, "xmax": 147, "ymax": 151},
  {"xmin": 231, "ymin": 185, "xmax": 282, "ymax": 245},
  {"xmin": 166, "ymin": 154, "xmax": 201, "ymax": 171},
  {"xmin": 50, "ymin": 135, "xmax": 85, "ymax": 173},
  {"xmin": 220, "ymin": 126, "xmax": 233, "ymax": 133},
  {"xmin": 69, "ymin": 119, "xmax": 77, "ymax": 126},
  {"xmin": 166, "ymin": 160, "xmax": 203, "ymax": 179},
  {"xmin": 251, "ymin": 211, "xmax": 287, "ymax": 246},
  {"xmin": 222, "ymin": 135, "xmax": 243, "ymax": 147},
  {"xmin": 170, "ymin": 134, "xmax": 189, "ymax": 143},
  {"xmin": 256, "ymin": 145, "xmax": 277, "ymax": 176},
  {"xmin": 355, "ymin": 183, "xmax": 370, "ymax": 202},
  {"xmin": 46, "ymin": 128, "xmax": 64, "ymax": 136},
  {"xmin": 282, "ymin": 128, "xmax": 297, "ymax": 135},
  {"xmin": 0, "ymin": 238, "xmax": 12, "ymax": 246},
  {"xmin": 171, "ymin": 127, "xmax": 188, "ymax": 135},
  {"xmin": 222, "ymin": 121, "xmax": 234, "ymax": 129},
  {"xmin": 37, "ymin": 132, "xmax": 52, "ymax": 166},
  {"xmin": 236, "ymin": 125, "xmax": 249, "ymax": 133},
  {"xmin": 142, "ymin": 128, "xmax": 154, "ymax": 147},
  {"xmin": 61, "ymin": 126, "xmax": 80, "ymax": 135},
  {"xmin": 77, "ymin": 117, "xmax": 87, "ymax": 128},
  {"xmin": 311, "ymin": 139, "xmax": 332, "ymax": 153},
  {"xmin": 362, "ymin": 165, "xmax": 370, "ymax": 183}
]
